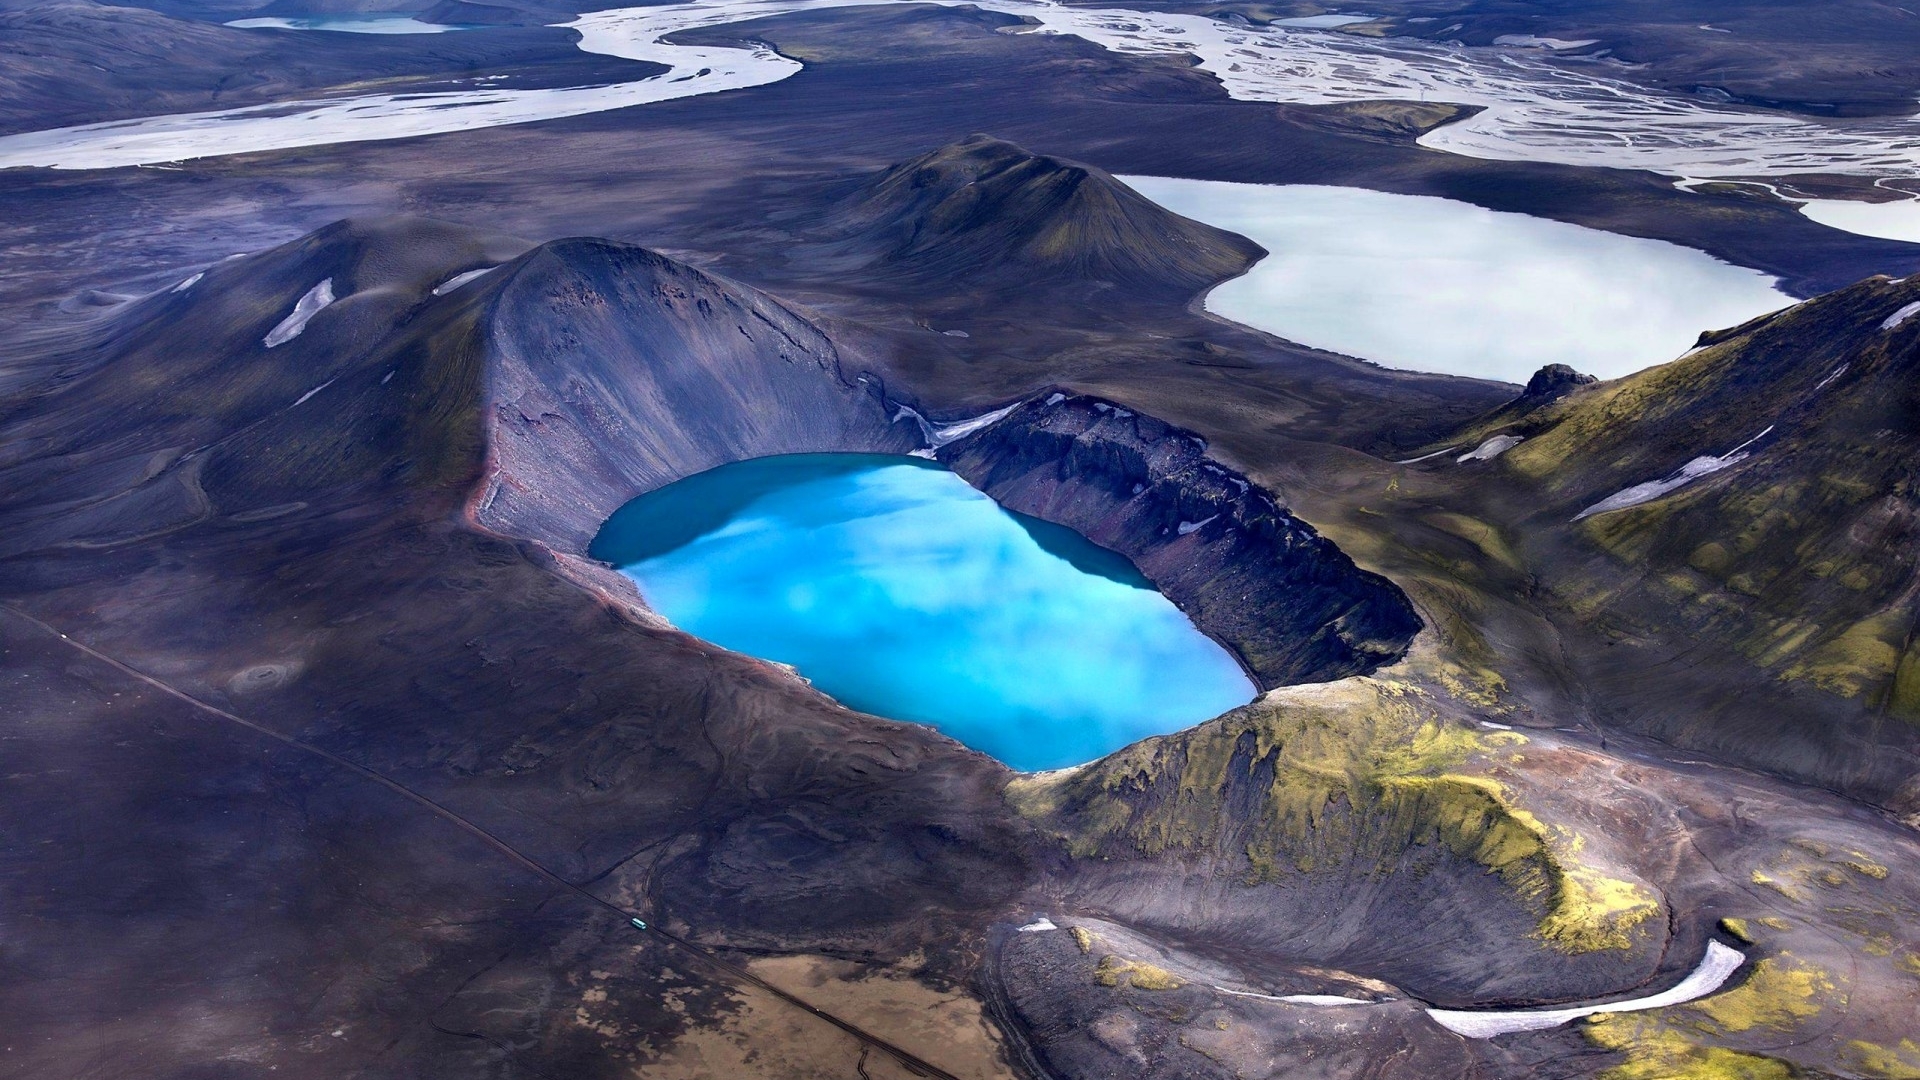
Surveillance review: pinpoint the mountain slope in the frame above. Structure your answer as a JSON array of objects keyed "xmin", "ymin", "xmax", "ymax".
[
  {"xmin": 814, "ymin": 133, "xmax": 1265, "ymax": 296},
  {"xmin": 4, "ymin": 215, "xmax": 1918, "ymax": 1080},
  {"xmin": 1408, "ymin": 274, "xmax": 1920, "ymax": 805},
  {"xmin": 1518, "ymin": 276, "xmax": 1919, "ymax": 714}
]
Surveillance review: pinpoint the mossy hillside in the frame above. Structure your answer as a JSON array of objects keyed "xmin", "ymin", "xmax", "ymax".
[
  {"xmin": 1583, "ymin": 1016, "xmax": 1795, "ymax": 1080},
  {"xmin": 1273, "ymin": 468, "xmax": 1526, "ymax": 712},
  {"xmin": 1691, "ymin": 953, "xmax": 1837, "ymax": 1033},
  {"xmin": 1482, "ymin": 275, "xmax": 1920, "ymax": 717},
  {"xmin": 1495, "ymin": 281, "xmax": 1888, "ymax": 490},
  {"xmin": 1845, "ymin": 1039, "xmax": 1920, "ymax": 1077},
  {"xmin": 1581, "ymin": 937, "xmax": 1851, "ymax": 1079},
  {"xmin": 1008, "ymin": 679, "xmax": 1658, "ymax": 953},
  {"xmin": 1499, "ymin": 273, "xmax": 1911, "ymax": 505},
  {"xmin": 1653, "ymin": 883, "xmax": 1920, "ymax": 1079}
]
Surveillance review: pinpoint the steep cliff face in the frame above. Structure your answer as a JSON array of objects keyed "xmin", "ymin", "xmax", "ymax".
[
  {"xmin": 938, "ymin": 392, "xmax": 1423, "ymax": 688},
  {"xmin": 472, "ymin": 239, "xmax": 919, "ymax": 550}
]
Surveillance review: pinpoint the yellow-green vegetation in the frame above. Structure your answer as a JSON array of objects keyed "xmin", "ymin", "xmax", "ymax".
[
  {"xmin": 1752, "ymin": 842, "xmax": 1889, "ymax": 901},
  {"xmin": 1719, "ymin": 917, "xmax": 1755, "ymax": 944},
  {"xmin": 1499, "ymin": 338, "xmax": 1743, "ymax": 486},
  {"xmin": 1476, "ymin": 278, "xmax": 1920, "ymax": 722},
  {"xmin": 1421, "ymin": 512, "xmax": 1525, "ymax": 577},
  {"xmin": 1689, "ymin": 953, "xmax": 1835, "ymax": 1034},
  {"xmin": 1070, "ymin": 927, "xmax": 1093, "ymax": 955},
  {"xmin": 1782, "ymin": 614, "xmax": 1907, "ymax": 699},
  {"xmin": 1845, "ymin": 1039, "xmax": 1920, "ymax": 1078},
  {"xmin": 1406, "ymin": 585, "xmax": 1511, "ymax": 708},
  {"xmin": 1749, "ymin": 869, "xmax": 1804, "ymax": 902},
  {"xmin": 1892, "ymin": 644, "xmax": 1920, "ymax": 721},
  {"xmin": 1581, "ymin": 953, "xmax": 1843, "ymax": 1078},
  {"xmin": 1843, "ymin": 853, "xmax": 1890, "ymax": 879},
  {"xmin": 1092, "ymin": 954, "xmax": 1184, "ymax": 991},
  {"xmin": 1007, "ymin": 679, "xmax": 1658, "ymax": 953},
  {"xmin": 1583, "ymin": 1015, "xmax": 1793, "ymax": 1080}
]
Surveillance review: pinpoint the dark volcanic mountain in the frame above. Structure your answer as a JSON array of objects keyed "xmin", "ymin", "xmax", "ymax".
[
  {"xmin": 814, "ymin": 134, "xmax": 1265, "ymax": 297},
  {"xmin": 5, "ymin": 196, "xmax": 1919, "ymax": 1076}
]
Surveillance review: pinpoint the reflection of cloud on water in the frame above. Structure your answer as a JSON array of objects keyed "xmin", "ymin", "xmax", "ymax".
[
  {"xmin": 619, "ymin": 459, "xmax": 1254, "ymax": 770},
  {"xmin": 1122, "ymin": 178, "xmax": 1790, "ymax": 381}
]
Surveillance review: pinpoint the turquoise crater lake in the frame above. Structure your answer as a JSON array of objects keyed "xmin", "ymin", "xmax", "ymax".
[{"xmin": 590, "ymin": 454, "xmax": 1257, "ymax": 771}]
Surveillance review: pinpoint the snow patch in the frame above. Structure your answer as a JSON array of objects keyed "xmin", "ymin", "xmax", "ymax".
[
  {"xmin": 1574, "ymin": 426, "xmax": 1772, "ymax": 520},
  {"xmin": 1881, "ymin": 300, "xmax": 1920, "ymax": 331},
  {"xmin": 1212, "ymin": 985, "xmax": 1376, "ymax": 1006},
  {"xmin": 170, "ymin": 272, "xmax": 203, "ymax": 293},
  {"xmin": 432, "ymin": 267, "xmax": 495, "ymax": 295},
  {"xmin": 290, "ymin": 377, "xmax": 336, "ymax": 407},
  {"xmin": 1177, "ymin": 515, "xmax": 1220, "ymax": 536},
  {"xmin": 1813, "ymin": 363, "xmax": 1849, "ymax": 391},
  {"xmin": 1395, "ymin": 446, "xmax": 1457, "ymax": 465},
  {"xmin": 1016, "ymin": 917, "xmax": 1057, "ymax": 932},
  {"xmin": 264, "ymin": 278, "xmax": 334, "ymax": 348},
  {"xmin": 1045, "ymin": 392, "xmax": 1067, "ymax": 406},
  {"xmin": 895, "ymin": 402, "xmax": 1021, "ymax": 448},
  {"xmin": 1458, "ymin": 435, "xmax": 1523, "ymax": 462},
  {"xmin": 1427, "ymin": 941, "xmax": 1745, "ymax": 1038}
]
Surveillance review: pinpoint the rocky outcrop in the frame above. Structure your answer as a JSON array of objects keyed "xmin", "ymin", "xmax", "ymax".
[
  {"xmin": 1521, "ymin": 362, "xmax": 1598, "ymax": 403},
  {"xmin": 938, "ymin": 392, "xmax": 1423, "ymax": 688}
]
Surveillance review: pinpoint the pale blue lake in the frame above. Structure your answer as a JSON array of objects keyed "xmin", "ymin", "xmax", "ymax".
[
  {"xmin": 590, "ymin": 454, "xmax": 1256, "ymax": 770},
  {"xmin": 1121, "ymin": 177, "xmax": 1792, "ymax": 383}
]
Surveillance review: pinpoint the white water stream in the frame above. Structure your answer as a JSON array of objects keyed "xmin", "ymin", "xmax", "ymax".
[{"xmin": 4, "ymin": 0, "xmax": 1920, "ymax": 205}]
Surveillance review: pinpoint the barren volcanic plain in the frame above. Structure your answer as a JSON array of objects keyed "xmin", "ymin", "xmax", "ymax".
[{"xmin": 5, "ymin": 1, "xmax": 1920, "ymax": 1078}]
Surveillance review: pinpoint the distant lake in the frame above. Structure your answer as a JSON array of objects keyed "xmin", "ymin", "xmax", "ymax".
[
  {"xmin": 1122, "ymin": 177, "xmax": 1792, "ymax": 383},
  {"xmin": 225, "ymin": 14, "xmax": 473, "ymax": 33},
  {"xmin": 1797, "ymin": 196, "xmax": 1920, "ymax": 244},
  {"xmin": 591, "ymin": 454, "xmax": 1255, "ymax": 771}
]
